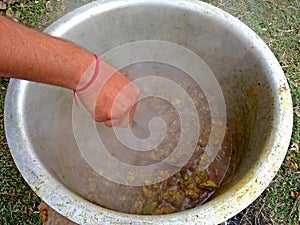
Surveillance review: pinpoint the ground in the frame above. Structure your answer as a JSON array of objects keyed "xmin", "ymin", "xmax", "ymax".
[{"xmin": 0, "ymin": 0, "xmax": 299, "ymax": 224}]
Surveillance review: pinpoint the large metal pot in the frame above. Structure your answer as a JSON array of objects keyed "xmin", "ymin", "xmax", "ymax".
[{"xmin": 4, "ymin": 0, "xmax": 293, "ymax": 224}]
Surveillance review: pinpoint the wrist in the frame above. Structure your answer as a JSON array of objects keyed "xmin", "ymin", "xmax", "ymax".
[
  {"xmin": 74, "ymin": 54, "xmax": 100, "ymax": 107},
  {"xmin": 75, "ymin": 54, "xmax": 100, "ymax": 91},
  {"xmin": 72, "ymin": 53, "xmax": 98, "ymax": 90}
]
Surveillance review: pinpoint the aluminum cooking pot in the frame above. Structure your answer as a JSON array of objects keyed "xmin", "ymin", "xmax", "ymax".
[{"xmin": 4, "ymin": 0, "xmax": 293, "ymax": 224}]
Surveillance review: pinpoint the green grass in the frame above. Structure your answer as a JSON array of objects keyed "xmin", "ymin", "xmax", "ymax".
[
  {"xmin": 0, "ymin": 0, "xmax": 299, "ymax": 224},
  {"xmin": 1, "ymin": 0, "xmax": 63, "ymax": 30}
]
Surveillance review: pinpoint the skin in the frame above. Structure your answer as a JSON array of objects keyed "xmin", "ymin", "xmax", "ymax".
[{"xmin": 0, "ymin": 15, "xmax": 140, "ymax": 127}]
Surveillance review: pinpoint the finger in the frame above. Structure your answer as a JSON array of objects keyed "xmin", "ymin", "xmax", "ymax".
[
  {"xmin": 93, "ymin": 90, "xmax": 131, "ymax": 122},
  {"xmin": 106, "ymin": 101, "xmax": 138, "ymax": 127},
  {"xmin": 121, "ymin": 81, "xmax": 140, "ymax": 103},
  {"xmin": 116, "ymin": 117, "xmax": 131, "ymax": 128},
  {"xmin": 109, "ymin": 101, "xmax": 132, "ymax": 121},
  {"xmin": 105, "ymin": 118, "xmax": 128, "ymax": 128},
  {"xmin": 109, "ymin": 75, "xmax": 140, "ymax": 106},
  {"xmin": 104, "ymin": 120, "xmax": 113, "ymax": 127},
  {"xmin": 116, "ymin": 103, "xmax": 138, "ymax": 127},
  {"xmin": 110, "ymin": 85, "xmax": 139, "ymax": 119},
  {"xmin": 128, "ymin": 103, "xmax": 138, "ymax": 124}
]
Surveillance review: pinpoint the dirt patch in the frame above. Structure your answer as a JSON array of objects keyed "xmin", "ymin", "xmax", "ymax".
[{"xmin": 39, "ymin": 201, "xmax": 78, "ymax": 225}]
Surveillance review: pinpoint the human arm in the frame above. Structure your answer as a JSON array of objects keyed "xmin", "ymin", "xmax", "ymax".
[{"xmin": 0, "ymin": 15, "xmax": 139, "ymax": 126}]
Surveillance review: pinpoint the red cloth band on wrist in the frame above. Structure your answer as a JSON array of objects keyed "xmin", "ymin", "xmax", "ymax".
[{"xmin": 73, "ymin": 54, "xmax": 100, "ymax": 107}]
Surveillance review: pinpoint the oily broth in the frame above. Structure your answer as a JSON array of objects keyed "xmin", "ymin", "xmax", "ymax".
[{"xmin": 78, "ymin": 62, "xmax": 232, "ymax": 215}]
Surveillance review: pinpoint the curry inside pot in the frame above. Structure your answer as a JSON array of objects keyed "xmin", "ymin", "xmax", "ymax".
[{"xmin": 78, "ymin": 62, "xmax": 232, "ymax": 215}]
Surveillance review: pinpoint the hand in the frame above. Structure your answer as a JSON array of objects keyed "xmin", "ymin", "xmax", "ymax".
[{"xmin": 76, "ymin": 58, "xmax": 140, "ymax": 127}]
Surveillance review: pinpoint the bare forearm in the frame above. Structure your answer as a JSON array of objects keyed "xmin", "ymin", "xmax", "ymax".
[
  {"xmin": 0, "ymin": 15, "xmax": 94, "ymax": 90},
  {"xmin": 0, "ymin": 16, "xmax": 140, "ymax": 127}
]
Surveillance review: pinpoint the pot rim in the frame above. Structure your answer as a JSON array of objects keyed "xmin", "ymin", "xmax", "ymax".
[{"xmin": 4, "ymin": 0, "xmax": 293, "ymax": 224}]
